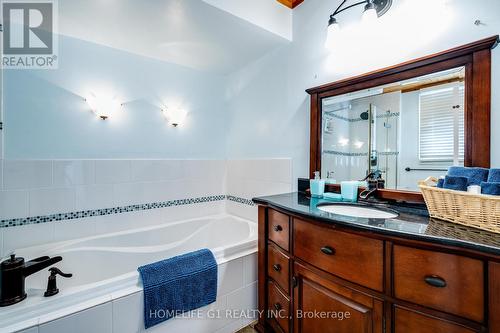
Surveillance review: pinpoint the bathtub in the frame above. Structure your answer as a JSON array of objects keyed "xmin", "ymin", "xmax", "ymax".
[{"xmin": 1, "ymin": 214, "xmax": 258, "ymax": 333}]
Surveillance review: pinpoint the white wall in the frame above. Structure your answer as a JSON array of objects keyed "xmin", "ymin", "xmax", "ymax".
[
  {"xmin": 226, "ymin": 0, "xmax": 500, "ymax": 187},
  {"xmin": 3, "ymin": 35, "xmax": 228, "ymax": 159},
  {"xmin": 201, "ymin": 0, "xmax": 292, "ymax": 40}
]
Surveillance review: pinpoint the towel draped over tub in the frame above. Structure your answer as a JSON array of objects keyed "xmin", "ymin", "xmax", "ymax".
[{"xmin": 138, "ymin": 248, "xmax": 218, "ymax": 329}]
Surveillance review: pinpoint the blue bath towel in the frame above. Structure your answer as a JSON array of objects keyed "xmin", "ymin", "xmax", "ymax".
[
  {"xmin": 488, "ymin": 169, "xmax": 500, "ymax": 183},
  {"xmin": 443, "ymin": 176, "xmax": 468, "ymax": 191},
  {"xmin": 447, "ymin": 166, "xmax": 489, "ymax": 186},
  {"xmin": 437, "ymin": 178, "xmax": 445, "ymax": 188},
  {"xmin": 138, "ymin": 249, "xmax": 217, "ymax": 329},
  {"xmin": 481, "ymin": 182, "xmax": 500, "ymax": 196}
]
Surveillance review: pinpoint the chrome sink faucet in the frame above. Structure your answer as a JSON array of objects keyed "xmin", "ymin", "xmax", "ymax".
[
  {"xmin": 359, "ymin": 170, "xmax": 385, "ymax": 200},
  {"xmin": 0, "ymin": 253, "xmax": 64, "ymax": 306}
]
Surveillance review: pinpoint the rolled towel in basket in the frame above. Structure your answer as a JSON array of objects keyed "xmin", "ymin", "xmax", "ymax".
[
  {"xmin": 443, "ymin": 176, "xmax": 468, "ymax": 191},
  {"xmin": 447, "ymin": 166, "xmax": 489, "ymax": 186},
  {"xmin": 481, "ymin": 182, "xmax": 500, "ymax": 196},
  {"xmin": 436, "ymin": 177, "xmax": 445, "ymax": 188},
  {"xmin": 487, "ymin": 168, "xmax": 500, "ymax": 182}
]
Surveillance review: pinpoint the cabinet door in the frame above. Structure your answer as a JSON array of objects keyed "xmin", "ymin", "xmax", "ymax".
[
  {"xmin": 293, "ymin": 263, "xmax": 383, "ymax": 333},
  {"xmin": 394, "ymin": 306, "xmax": 478, "ymax": 333}
]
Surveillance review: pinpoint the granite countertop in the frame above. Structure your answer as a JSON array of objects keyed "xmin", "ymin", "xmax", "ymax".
[{"xmin": 253, "ymin": 192, "xmax": 500, "ymax": 257}]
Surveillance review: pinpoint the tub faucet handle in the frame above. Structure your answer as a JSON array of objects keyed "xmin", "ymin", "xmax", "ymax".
[
  {"xmin": 44, "ymin": 267, "xmax": 72, "ymax": 297},
  {"xmin": 49, "ymin": 267, "xmax": 72, "ymax": 278}
]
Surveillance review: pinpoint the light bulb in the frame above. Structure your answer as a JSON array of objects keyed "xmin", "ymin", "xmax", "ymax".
[
  {"xmin": 86, "ymin": 93, "xmax": 122, "ymax": 120},
  {"xmin": 163, "ymin": 107, "xmax": 188, "ymax": 127},
  {"xmin": 325, "ymin": 16, "xmax": 340, "ymax": 50},
  {"xmin": 362, "ymin": 3, "xmax": 378, "ymax": 24}
]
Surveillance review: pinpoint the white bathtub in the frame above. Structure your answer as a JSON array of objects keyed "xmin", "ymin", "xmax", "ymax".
[{"xmin": 1, "ymin": 214, "xmax": 258, "ymax": 333}]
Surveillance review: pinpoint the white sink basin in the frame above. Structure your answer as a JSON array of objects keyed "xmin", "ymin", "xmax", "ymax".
[{"xmin": 317, "ymin": 205, "xmax": 399, "ymax": 219}]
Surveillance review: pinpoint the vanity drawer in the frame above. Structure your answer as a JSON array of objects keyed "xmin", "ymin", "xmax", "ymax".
[
  {"xmin": 268, "ymin": 243, "xmax": 290, "ymax": 292},
  {"xmin": 393, "ymin": 245, "xmax": 484, "ymax": 322},
  {"xmin": 394, "ymin": 306, "xmax": 478, "ymax": 333},
  {"xmin": 268, "ymin": 280, "xmax": 290, "ymax": 333},
  {"xmin": 268, "ymin": 209, "xmax": 290, "ymax": 251},
  {"xmin": 293, "ymin": 218, "xmax": 384, "ymax": 291}
]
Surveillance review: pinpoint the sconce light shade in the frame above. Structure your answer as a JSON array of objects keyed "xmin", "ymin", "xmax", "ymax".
[
  {"xmin": 86, "ymin": 93, "xmax": 122, "ymax": 120},
  {"xmin": 162, "ymin": 107, "xmax": 188, "ymax": 127},
  {"xmin": 325, "ymin": 16, "xmax": 340, "ymax": 49}
]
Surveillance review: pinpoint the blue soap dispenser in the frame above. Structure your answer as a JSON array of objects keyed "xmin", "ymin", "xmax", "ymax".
[{"xmin": 310, "ymin": 171, "xmax": 326, "ymax": 198}]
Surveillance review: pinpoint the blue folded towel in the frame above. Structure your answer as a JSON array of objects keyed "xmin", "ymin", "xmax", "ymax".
[
  {"xmin": 481, "ymin": 182, "xmax": 500, "ymax": 196},
  {"xmin": 138, "ymin": 249, "xmax": 217, "ymax": 329},
  {"xmin": 488, "ymin": 169, "xmax": 500, "ymax": 183},
  {"xmin": 437, "ymin": 178, "xmax": 444, "ymax": 188},
  {"xmin": 447, "ymin": 166, "xmax": 489, "ymax": 186},
  {"xmin": 443, "ymin": 176, "xmax": 468, "ymax": 191}
]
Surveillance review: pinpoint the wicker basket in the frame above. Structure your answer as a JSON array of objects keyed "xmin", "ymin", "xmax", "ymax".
[{"xmin": 419, "ymin": 177, "xmax": 500, "ymax": 234}]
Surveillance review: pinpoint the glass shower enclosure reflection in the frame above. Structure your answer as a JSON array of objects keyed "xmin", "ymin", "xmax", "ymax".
[{"xmin": 321, "ymin": 90, "xmax": 400, "ymax": 188}]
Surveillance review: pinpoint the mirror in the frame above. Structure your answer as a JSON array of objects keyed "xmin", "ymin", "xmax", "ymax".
[{"xmin": 321, "ymin": 67, "xmax": 465, "ymax": 191}]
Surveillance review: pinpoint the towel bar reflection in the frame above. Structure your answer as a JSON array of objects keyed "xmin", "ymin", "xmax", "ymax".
[{"xmin": 405, "ymin": 167, "xmax": 447, "ymax": 172}]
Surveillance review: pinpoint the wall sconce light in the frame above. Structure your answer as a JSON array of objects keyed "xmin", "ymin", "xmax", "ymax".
[
  {"xmin": 85, "ymin": 93, "xmax": 122, "ymax": 120},
  {"xmin": 325, "ymin": 0, "xmax": 392, "ymax": 49},
  {"xmin": 162, "ymin": 107, "xmax": 188, "ymax": 127}
]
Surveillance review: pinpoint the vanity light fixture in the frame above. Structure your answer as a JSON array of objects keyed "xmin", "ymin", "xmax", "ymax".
[
  {"xmin": 162, "ymin": 107, "xmax": 188, "ymax": 127},
  {"xmin": 325, "ymin": 0, "xmax": 392, "ymax": 49},
  {"xmin": 85, "ymin": 93, "xmax": 122, "ymax": 120}
]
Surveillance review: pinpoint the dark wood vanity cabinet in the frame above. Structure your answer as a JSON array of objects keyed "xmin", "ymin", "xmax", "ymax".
[
  {"xmin": 293, "ymin": 262, "xmax": 384, "ymax": 333},
  {"xmin": 256, "ymin": 206, "xmax": 500, "ymax": 333}
]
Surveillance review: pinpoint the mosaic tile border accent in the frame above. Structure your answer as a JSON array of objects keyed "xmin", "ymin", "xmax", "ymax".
[
  {"xmin": 325, "ymin": 111, "xmax": 400, "ymax": 123},
  {"xmin": 227, "ymin": 195, "xmax": 255, "ymax": 206},
  {"xmin": 0, "ymin": 194, "xmax": 255, "ymax": 228},
  {"xmin": 323, "ymin": 150, "xmax": 400, "ymax": 157}
]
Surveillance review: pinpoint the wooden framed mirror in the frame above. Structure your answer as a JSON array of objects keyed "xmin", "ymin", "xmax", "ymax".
[{"xmin": 306, "ymin": 36, "xmax": 499, "ymax": 203}]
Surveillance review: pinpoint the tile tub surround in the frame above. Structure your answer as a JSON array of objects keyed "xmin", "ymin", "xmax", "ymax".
[{"xmin": 0, "ymin": 158, "xmax": 292, "ymax": 256}]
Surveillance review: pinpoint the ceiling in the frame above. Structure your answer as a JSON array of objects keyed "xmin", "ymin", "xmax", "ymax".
[{"xmin": 58, "ymin": 0, "xmax": 288, "ymax": 74}]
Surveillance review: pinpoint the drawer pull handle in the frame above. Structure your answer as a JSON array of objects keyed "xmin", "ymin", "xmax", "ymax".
[
  {"xmin": 273, "ymin": 264, "xmax": 281, "ymax": 272},
  {"xmin": 274, "ymin": 303, "xmax": 282, "ymax": 311},
  {"xmin": 273, "ymin": 225, "xmax": 283, "ymax": 232},
  {"xmin": 321, "ymin": 246, "xmax": 335, "ymax": 255},
  {"xmin": 424, "ymin": 275, "xmax": 447, "ymax": 288}
]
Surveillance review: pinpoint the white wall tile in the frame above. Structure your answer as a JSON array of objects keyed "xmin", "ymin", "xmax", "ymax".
[
  {"xmin": 112, "ymin": 182, "xmax": 144, "ymax": 207},
  {"xmin": 0, "ymin": 190, "xmax": 28, "ymax": 219},
  {"xmin": 226, "ymin": 159, "xmax": 292, "ymax": 201},
  {"xmin": 243, "ymin": 253, "xmax": 258, "ymax": 285},
  {"xmin": 218, "ymin": 258, "xmax": 244, "ymax": 297},
  {"xmin": 226, "ymin": 282, "xmax": 258, "ymax": 316},
  {"xmin": 131, "ymin": 160, "xmax": 183, "ymax": 182},
  {"xmin": 39, "ymin": 303, "xmax": 112, "ymax": 333},
  {"xmin": 54, "ymin": 218, "xmax": 98, "ymax": 242},
  {"xmin": 226, "ymin": 201, "xmax": 257, "ymax": 222},
  {"xmin": 75, "ymin": 184, "xmax": 114, "ymax": 210},
  {"xmin": 29, "ymin": 188, "xmax": 75, "ymax": 216},
  {"xmin": 112, "ymin": 292, "xmax": 143, "ymax": 333},
  {"xmin": 183, "ymin": 160, "xmax": 226, "ymax": 182},
  {"xmin": 93, "ymin": 208, "xmax": 164, "ymax": 234},
  {"xmin": 3, "ymin": 160, "xmax": 52, "ymax": 190},
  {"xmin": 242, "ymin": 159, "xmax": 292, "ymax": 183},
  {"xmin": 95, "ymin": 160, "xmax": 131, "ymax": 184},
  {"xmin": 161, "ymin": 202, "xmax": 225, "ymax": 223},
  {"xmin": 53, "ymin": 160, "xmax": 95, "ymax": 187},
  {"xmin": 3, "ymin": 222, "xmax": 55, "ymax": 254}
]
